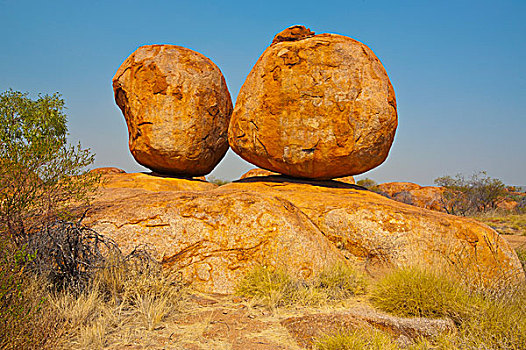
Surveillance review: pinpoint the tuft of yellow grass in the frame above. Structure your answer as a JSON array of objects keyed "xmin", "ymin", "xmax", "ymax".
[
  {"xmin": 236, "ymin": 263, "xmax": 366, "ymax": 310},
  {"xmin": 370, "ymin": 266, "xmax": 473, "ymax": 322},
  {"xmin": 369, "ymin": 265, "xmax": 526, "ymax": 349},
  {"xmin": 314, "ymin": 328, "xmax": 398, "ymax": 350}
]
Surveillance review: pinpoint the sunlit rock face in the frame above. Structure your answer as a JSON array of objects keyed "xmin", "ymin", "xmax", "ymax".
[
  {"xmin": 84, "ymin": 173, "xmax": 525, "ymax": 293},
  {"xmin": 113, "ymin": 45, "xmax": 232, "ymax": 176},
  {"xmin": 228, "ymin": 25, "xmax": 398, "ymax": 179}
]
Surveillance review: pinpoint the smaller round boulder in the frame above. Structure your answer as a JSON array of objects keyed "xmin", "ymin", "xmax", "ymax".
[{"xmin": 113, "ymin": 45, "xmax": 233, "ymax": 176}]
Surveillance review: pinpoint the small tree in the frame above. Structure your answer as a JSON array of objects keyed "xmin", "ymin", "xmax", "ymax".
[
  {"xmin": 434, "ymin": 171, "xmax": 507, "ymax": 215},
  {"xmin": 0, "ymin": 90, "xmax": 98, "ymax": 242}
]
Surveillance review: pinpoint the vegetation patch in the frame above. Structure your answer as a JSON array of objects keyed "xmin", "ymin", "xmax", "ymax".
[
  {"xmin": 370, "ymin": 266, "xmax": 526, "ymax": 349},
  {"xmin": 236, "ymin": 263, "xmax": 366, "ymax": 310},
  {"xmin": 315, "ymin": 328, "xmax": 398, "ymax": 350},
  {"xmin": 370, "ymin": 266, "xmax": 472, "ymax": 321},
  {"xmin": 471, "ymin": 212, "xmax": 526, "ymax": 236},
  {"xmin": 515, "ymin": 247, "xmax": 526, "ymax": 272}
]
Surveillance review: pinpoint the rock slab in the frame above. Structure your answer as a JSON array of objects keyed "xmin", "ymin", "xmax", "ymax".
[
  {"xmin": 229, "ymin": 26, "xmax": 397, "ymax": 179},
  {"xmin": 85, "ymin": 174, "xmax": 346, "ymax": 294},
  {"xmin": 282, "ymin": 306, "xmax": 456, "ymax": 348},
  {"xmin": 227, "ymin": 178, "xmax": 524, "ymax": 288},
  {"xmin": 113, "ymin": 45, "xmax": 233, "ymax": 176}
]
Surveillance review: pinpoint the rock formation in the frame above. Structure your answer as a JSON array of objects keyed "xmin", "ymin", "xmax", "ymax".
[
  {"xmin": 89, "ymin": 167, "xmax": 126, "ymax": 175},
  {"xmin": 239, "ymin": 168, "xmax": 280, "ymax": 179},
  {"xmin": 227, "ymin": 178, "xmax": 523, "ymax": 288},
  {"xmin": 377, "ymin": 182, "xmax": 421, "ymax": 195},
  {"xmin": 240, "ymin": 168, "xmax": 355, "ymax": 184},
  {"xmin": 282, "ymin": 306, "xmax": 456, "ymax": 348},
  {"xmin": 85, "ymin": 174, "xmax": 346, "ymax": 294},
  {"xmin": 228, "ymin": 25, "xmax": 397, "ymax": 179},
  {"xmin": 100, "ymin": 172, "xmax": 216, "ymax": 192},
  {"xmin": 335, "ymin": 175, "xmax": 356, "ymax": 185},
  {"xmin": 84, "ymin": 173, "xmax": 524, "ymax": 293},
  {"xmin": 101, "ymin": 28, "xmax": 523, "ymax": 296},
  {"xmin": 378, "ymin": 182, "xmax": 445, "ymax": 212},
  {"xmin": 113, "ymin": 45, "xmax": 232, "ymax": 176}
]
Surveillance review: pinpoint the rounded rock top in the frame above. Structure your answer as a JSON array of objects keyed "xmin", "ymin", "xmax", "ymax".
[
  {"xmin": 113, "ymin": 44, "xmax": 233, "ymax": 176},
  {"xmin": 228, "ymin": 25, "xmax": 397, "ymax": 179}
]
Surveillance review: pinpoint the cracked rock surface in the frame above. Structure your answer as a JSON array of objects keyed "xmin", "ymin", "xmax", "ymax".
[
  {"xmin": 84, "ymin": 173, "xmax": 525, "ymax": 294},
  {"xmin": 229, "ymin": 25, "xmax": 397, "ymax": 179},
  {"xmin": 113, "ymin": 44, "xmax": 233, "ymax": 176}
]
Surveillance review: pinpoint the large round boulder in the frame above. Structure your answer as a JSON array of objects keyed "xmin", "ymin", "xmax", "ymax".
[
  {"xmin": 228, "ymin": 25, "xmax": 397, "ymax": 179},
  {"xmin": 113, "ymin": 45, "xmax": 233, "ymax": 176}
]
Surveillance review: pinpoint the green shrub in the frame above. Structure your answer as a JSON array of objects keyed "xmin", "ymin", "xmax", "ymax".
[
  {"xmin": 459, "ymin": 288, "xmax": 526, "ymax": 349},
  {"xmin": 0, "ymin": 89, "xmax": 98, "ymax": 242},
  {"xmin": 356, "ymin": 178, "xmax": 378, "ymax": 190},
  {"xmin": 208, "ymin": 177, "xmax": 230, "ymax": 186},
  {"xmin": 236, "ymin": 266, "xmax": 295, "ymax": 309},
  {"xmin": 434, "ymin": 171, "xmax": 507, "ymax": 215},
  {"xmin": 315, "ymin": 328, "xmax": 398, "ymax": 350}
]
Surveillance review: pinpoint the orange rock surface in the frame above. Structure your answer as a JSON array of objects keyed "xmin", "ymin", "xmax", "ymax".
[
  {"xmin": 89, "ymin": 167, "xmax": 126, "ymax": 174},
  {"xmin": 100, "ymin": 172, "xmax": 216, "ymax": 192},
  {"xmin": 113, "ymin": 45, "xmax": 232, "ymax": 176},
  {"xmin": 407, "ymin": 186, "xmax": 445, "ymax": 211},
  {"xmin": 377, "ymin": 182, "xmax": 422, "ymax": 196},
  {"xmin": 496, "ymin": 199, "xmax": 519, "ymax": 211},
  {"xmin": 225, "ymin": 178, "xmax": 524, "ymax": 288},
  {"xmin": 229, "ymin": 26, "xmax": 397, "ymax": 179},
  {"xmin": 85, "ymin": 182, "xmax": 346, "ymax": 294},
  {"xmin": 378, "ymin": 182, "xmax": 445, "ymax": 212},
  {"xmin": 239, "ymin": 168, "xmax": 279, "ymax": 179},
  {"xmin": 85, "ymin": 175, "xmax": 524, "ymax": 293},
  {"xmin": 335, "ymin": 175, "xmax": 356, "ymax": 185}
]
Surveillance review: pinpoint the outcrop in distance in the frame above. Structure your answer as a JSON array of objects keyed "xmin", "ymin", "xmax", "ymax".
[
  {"xmin": 113, "ymin": 45, "xmax": 232, "ymax": 176},
  {"xmin": 377, "ymin": 182, "xmax": 446, "ymax": 212},
  {"xmin": 239, "ymin": 167, "xmax": 355, "ymax": 184},
  {"xmin": 228, "ymin": 25, "xmax": 398, "ymax": 179}
]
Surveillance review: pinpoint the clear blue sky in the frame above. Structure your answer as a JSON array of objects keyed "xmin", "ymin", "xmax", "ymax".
[{"xmin": 1, "ymin": 0, "xmax": 525, "ymax": 185}]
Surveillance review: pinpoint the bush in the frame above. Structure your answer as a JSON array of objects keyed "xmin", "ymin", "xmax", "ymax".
[
  {"xmin": 52, "ymin": 248, "xmax": 186, "ymax": 347},
  {"xmin": 236, "ymin": 266, "xmax": 296, "ymax": 309},
  {"xmin": 0, "ymin": 90, "xmax": 98, "ymax": 242},
  {"xmin": 0, "ymin": 90, "xmax": 99, "ymax": 347},
  {"xmin": 208, "ymin": 177, "xmax": 230, "ymax": 186},
  {"xmin": 434, "ymin": 171, "xmax": 507, "ymax": 215},
  {"xmin": 26, "ymin": 219, "xmax": 121, "ymax": 293}
]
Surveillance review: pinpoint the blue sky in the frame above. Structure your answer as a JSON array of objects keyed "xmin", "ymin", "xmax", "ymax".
[{"xmin": 1, "ymin": 0, "xmax": 525, "ymax": 185}]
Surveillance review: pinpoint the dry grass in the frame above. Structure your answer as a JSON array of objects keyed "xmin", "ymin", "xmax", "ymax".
[
  {"xmin": 370, "ymin": 266, "xmax": 473, "ymax": 322},
  {"xmin": 51, "ymin": 255, "xmax": 186, "ymax": 348},
  {"xmin": 236, "ymin": 263, "xmax": 366, "ymax": 310},
  {"xmin": 471, "ymin": 212, "xmax": 526, "ymax": 235},
  {"xmin": 516, "ymin": 247, "xmax": 526, "ymax": 272},
  {"xmin": 0, "ymin": 239, "xmax": 63, "ymax": 349},
  {"xmin": 314, "ymin": 328, "xmax": 398, "ymax": 350},
  {"xmin": 369, "ymin": 266, "xmax": 526, "ymax": 349}
]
